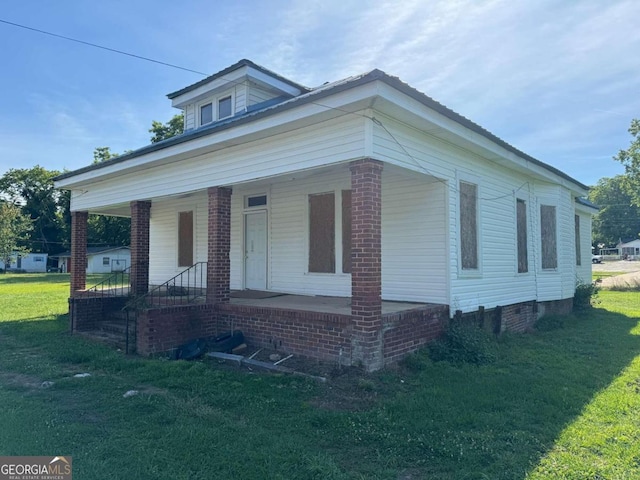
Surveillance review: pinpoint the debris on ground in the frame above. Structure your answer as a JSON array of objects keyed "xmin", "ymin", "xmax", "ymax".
[
  {"xmin": 123, "ymin": 390, "xmax": 139, "ymax": 398},
  {"xmin": 73, "ymin": 373, "xmax": 91, "ymax": 378},
  {"xmin": 40, "ymin": 381, "xmax": 55, "ymax": 388}
]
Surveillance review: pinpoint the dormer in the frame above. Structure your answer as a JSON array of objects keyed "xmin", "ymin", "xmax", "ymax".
[{"xmin": 167, "ymin": 59, "xmax": 309, "ymax": 131}]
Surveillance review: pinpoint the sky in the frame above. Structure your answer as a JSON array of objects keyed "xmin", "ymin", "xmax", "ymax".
[{"xmin": 0, "ymin": 0, "xmax": 638, "ymax": 187}]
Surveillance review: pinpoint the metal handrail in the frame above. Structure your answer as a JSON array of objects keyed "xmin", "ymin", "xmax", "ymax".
[
  {"xmin": 125, "ymin": 262, "xmax": 207, "ymax": 310},
  {"xmin": 86, "ymin": 267, "xmax": 131, "ymax": 297}
]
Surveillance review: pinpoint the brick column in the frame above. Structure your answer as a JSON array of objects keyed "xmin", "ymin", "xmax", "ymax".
[
  {"xmin": 350, "ymin": 159, "xmax": 384, "ymax": 371},
  {"xmin": 207, "ymin": 187, "xmax": 232, "ymax": 304},
  {"xmin": 70, "ymin": 211, "xmax": 88, "ymax": 295},
  {"xmin": 130, "ymin": 201, "xmax": 151, "ymax": 296}
]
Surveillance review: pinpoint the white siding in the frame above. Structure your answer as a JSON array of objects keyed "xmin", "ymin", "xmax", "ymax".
[
  {"xmin": 247, "ymin": 84, "xmax": 279, "ymax": 106},
  {"xmin": 70, "ymin": 115, "xmax": 366, "ymax": 212},
  {"xmin": 233, "ymin": 83, "xmax": 247, "ymax": 114},
  {"xmin": 534, "ymin": 184, "xmax": 565, "ymax": 302},
  {"xmin": 148, "ymin": 192, "xmax": 208, "ymax": 285},
  {"xmin": 229, "ymin": 167, "xmax": 448, "ymax": 302},
  {"xmin": 253, "ymin": 168, "xmax": 351, "ymax": 296},
  {"xmin": 184, "ymin": 104, "xmax": 196, "ymax": 131},
  {"xmin": 576, "ymin": 210, "xmax": 592, "ymax": 284},
  {"xmin": 86, "ymin": 249, "xmax": 130, "ymax": 274},
  {"xmin": 372, "ymin": 117, "xmax": 579, "ymax": 312},
  {"xmin": 382, "ymin": 170, "xmax": 448, "ymax": 303}
]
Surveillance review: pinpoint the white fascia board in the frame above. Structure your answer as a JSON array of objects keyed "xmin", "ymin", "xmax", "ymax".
[
  {"xmin": 575, "ymin": 202, "xmax": 598, "ymax": 215},
  {"xmin": 171, "ymin": 67, "xmax": 250, "ymax": 108},
  {"xmin": 55, "ymin": 83, "xmax": 378, "ymax": 190},
  {"xmin": 375, "ymin": 83, "xmax": 589, "ymax": 197},
  {"xmin": 245, "ymin": 68, "xmax": 303, "ymax": 97},
  {"xmin": 171, "ymin": 66, "xmax": 303, "ymax": 109}
]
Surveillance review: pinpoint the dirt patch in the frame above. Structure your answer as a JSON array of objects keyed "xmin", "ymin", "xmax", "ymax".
[
  {"xmin": 599, "ymin": 272, "xmax": 640, "ymax": 290},
  {"xmin": 0, "ymin": 372, "xmax": 44, "ymax": 389},
  {"xmin": 207, "ymin": 345, "xmax": 383, "ymax": 411}
]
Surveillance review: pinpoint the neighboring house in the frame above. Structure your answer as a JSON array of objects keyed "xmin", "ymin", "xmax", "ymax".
[
  {"xmin": 54, "ymin": 246, "xmax": 130, "ymax": 274},
  {"xmin": 2, "ymin": 252, "xmax": 48, "ymax": 273},
  {"xmin": 619, "ymin": 239, "xmax": 640, "ymax": 258},
  {"xmin": 54, "ymin": 59, "xmax": 595, "ymax": 371}
]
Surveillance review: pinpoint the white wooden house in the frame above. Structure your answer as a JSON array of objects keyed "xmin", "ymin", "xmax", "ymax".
[
  {"xmin": 55, "ymin": 246, "xmax": 130, "ymax": 274},
  {"xmin": 2, "ymin": 252, "xmax": 48, "ymax": 273},
  {"xmin": 620, "ymin": 239, "xmax": 640, "ymax": 259},
  {"xmin": 54, "ymin": 59, "xmax": 595, "ymax": 370}
]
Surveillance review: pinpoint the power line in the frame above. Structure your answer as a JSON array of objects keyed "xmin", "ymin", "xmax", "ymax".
[{"xmin": 0, "ymin": 18, "xmax": 209, "ymax": 76}]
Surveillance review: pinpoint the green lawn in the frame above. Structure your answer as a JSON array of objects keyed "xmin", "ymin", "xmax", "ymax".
[{"xmin": 1, "ymin": 274, "xmax": 639, "ymax": 479}]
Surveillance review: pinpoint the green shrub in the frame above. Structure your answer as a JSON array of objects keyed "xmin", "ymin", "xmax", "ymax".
[
  {"xmin": 428, "ymin": 320, "xmax": 497, "ymax": 365},
  {"xmin": 574, "ymin": 281, "xmax": 599, "ymax": 310}
]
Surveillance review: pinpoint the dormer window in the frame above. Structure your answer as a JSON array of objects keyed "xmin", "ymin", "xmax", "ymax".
[
  {"xmin": 200, "ymin": 103, "xmax": 213, "ymax": 125},
  {"xmin": 198, "ymin": 93, "xmax": 234, "ymax": 127},
  {"xmin": 218, "ymin": 96, "xmax": 232, "ymax": 119}
]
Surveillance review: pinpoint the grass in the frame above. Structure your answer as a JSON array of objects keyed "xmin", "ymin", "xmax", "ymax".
[{"xmin": 1, "ymin": 274, "xmax": 640, "ymax": 478}]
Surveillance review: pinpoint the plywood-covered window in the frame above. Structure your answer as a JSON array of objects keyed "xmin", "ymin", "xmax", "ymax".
[
  {"xmin": 308, "ymin": 193, "xmax": 335, "ymax": 273},
  {"xmin": 178, "ymin": 211, "xmax": 194, "ymax": 267},
  {"xmin": 540, "ymin": 205, "xmax": 557, "ymax": 269},
  {"xmin": 460, "ymin": 181, "xmax": 478, "ymax": 270},
  {"xmin": 517, "ymin": 199, "xmax": 528, "ymax": 273},
  {"xmin": 575, "ymin": 214, "xmax": 581, "ymax": 266},
  {"xmin": 342, "ymin": 190, "xmax": 352, "ymax": 274}
]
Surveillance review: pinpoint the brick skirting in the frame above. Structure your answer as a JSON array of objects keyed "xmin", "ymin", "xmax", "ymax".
[
  {"xmin": 82, "ymin": 296, "xmax": 574, "ymax": 370},
  {"xmin": 69, "ymin": 295, "xmax": 128, "ymax": 332},
  {"xmin": 136, "ymin": 304, "xmax": 216, "ymax": 355}
]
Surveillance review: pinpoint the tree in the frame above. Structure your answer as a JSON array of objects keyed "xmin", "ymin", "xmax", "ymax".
[
  {"xmin": 0, "ymin": 201, "xmax": 33, "ymax": 269},
  {"xmin": 83, "ymin": 114, "xmax": 184, "ymax": 247},
  {"xmin": 93, "ymin": 146, "xmax": 119, "ymax": 164},
  {"xmin": 615, "ymin": 118, "xmax": 640, "ymax": 206},
  {"xmin": 0, "ymin": 166, "xmax": 66, "ymax": 254},
  {"xmin": 149, "ymin": 113, "xmax": 184, "ymax": 143},
  {"xmin": 588, "ymin": 175, "xmax": 640, "ymax": 246}
]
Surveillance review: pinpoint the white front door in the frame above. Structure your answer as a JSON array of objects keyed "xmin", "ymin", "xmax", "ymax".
[{"xmin": 244, "ymin": 211, "xmax": 267, "ymax": 290}]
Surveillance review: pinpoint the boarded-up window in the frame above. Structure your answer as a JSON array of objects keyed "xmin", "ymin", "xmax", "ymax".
[
  {"xmin": 460, "ymin": 181, "xmax": 478, "ymax": 270},
  {"xmin": 342, "ymin": 190, "xmax": 352, "ymax": 273},
  {"xmin": 178, "ymin": 211, "xmax": 194, "ymax": 267},
  {"xmin": 309, "ymin": 193, "xmax": 335, "ymax": 273},
  {"xmin": 540, "ymin": 205, "xmax": 557, "ymax": 269},
  {"xmin": 517, "ymin": 199, "xmax": 528, "ymax": 273},
  {"xmin": 575, "ymin": 214, "xmax": 581, "ymax": 266}
]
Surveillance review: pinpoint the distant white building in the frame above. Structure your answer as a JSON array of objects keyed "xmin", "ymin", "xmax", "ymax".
[
  {"xmin": 55, "ymin": 246, "xmax": 130, "ymax": 274},
  {"xmin": 619, "ymin": 239, "xmax": 640, "ymax": 259},
  {"xmin": 2, "ymin": 252, "xmax": 48, "ymax": 273}
]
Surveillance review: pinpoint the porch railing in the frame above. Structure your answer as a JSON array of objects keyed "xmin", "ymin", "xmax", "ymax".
[
  {"xmin": 125, "ymin": 262, "xmax": 207, "ymax": 309},
  {"xmin": 85, "ymin": 267, "xmax": 131, "ymax": 297}
]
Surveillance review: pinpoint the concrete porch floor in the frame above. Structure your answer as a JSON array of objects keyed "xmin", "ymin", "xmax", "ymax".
[{"xmin": 229, "ymin": 291, "xmax": 436, "ymax": 315}]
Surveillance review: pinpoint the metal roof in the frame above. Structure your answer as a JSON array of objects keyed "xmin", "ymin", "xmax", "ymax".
[
  {"xmin": 55, "ymin": 64, "xmax": 589, "ymax": 191},
  {"xmin": 166, "ymin": 59, "xmax": 310, "ymax": 100}
]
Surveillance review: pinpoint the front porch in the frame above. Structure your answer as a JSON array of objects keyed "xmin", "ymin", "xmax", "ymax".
[{"xmin": 68, "ymin": 159, "xmax": 449, "ymax": 371}]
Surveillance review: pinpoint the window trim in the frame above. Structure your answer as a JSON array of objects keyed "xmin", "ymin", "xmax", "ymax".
[
  {"xmin": 196, "ymin": 90, "xmax": 235, "ymax": 127},
  {"xmin": 575, "ymin": 214, "xmax": 581, "ymax": 266},
  {"xmin": 305, "ymin": 188, "xmax": 351, "ymax": 276},
  {"xmin": 539, "ymin": 202, "xmax": 559, "ymax": 271},
  {"xmin": 244, "ymin": 194, "xmax": 268, "ymax": 209},
  {"xmin": 516, "ymin": 197, "xmax": 529, "ymax": 274},
  {"xmin": 457, "ymin": 174, "xmax": 482, "ymax": 277},
  {"xmin": 177, "ymin": 210, "xmax": 195, "ymax": 268},
  {"xmin": 102, "ymin": 256, "xmax": 110, "ymax": 267}
]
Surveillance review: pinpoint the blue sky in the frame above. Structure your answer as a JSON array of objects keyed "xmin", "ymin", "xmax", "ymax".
[{"xmin": 0, "ymin": 0, "xmax": 638, "ymax": 187}]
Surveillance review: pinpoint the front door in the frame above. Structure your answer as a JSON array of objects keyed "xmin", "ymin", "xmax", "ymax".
[{"xmin": 244, "ymin": 211, "xmax": 267, "ymax": 290}]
